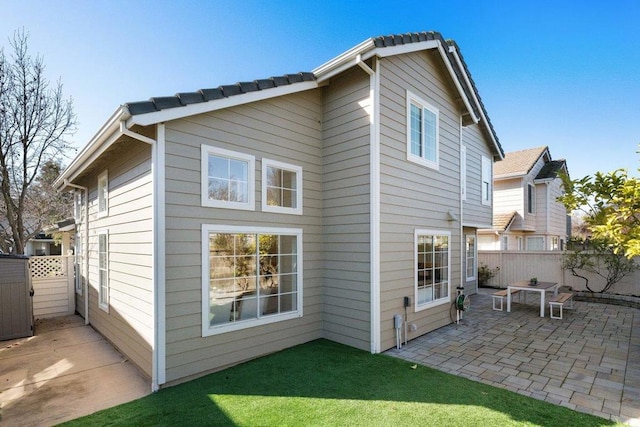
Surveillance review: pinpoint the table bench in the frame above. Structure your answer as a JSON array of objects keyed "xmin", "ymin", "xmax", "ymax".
[
  {"xmin": 548, "ymin": 292, "xmax": 574, "ymax": 319},
  {"xmin": 492, "ymin": 289, "xmax": 521, "ymax": 311}
]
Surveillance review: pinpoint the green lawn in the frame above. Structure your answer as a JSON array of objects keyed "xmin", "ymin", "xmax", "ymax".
[{"xmin": 61, "ymin": 339, "xmax": 619, "ymax": 426}]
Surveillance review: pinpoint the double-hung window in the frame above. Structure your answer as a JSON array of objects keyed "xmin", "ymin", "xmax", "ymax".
[
  {"xmin": 262, "ymin": 159, "xmax": 302, "ymax": 215},
  {"xmin": 527, "ymin": 183, "xmax": 536, "ymax": 214},
  {"xmin": 415, "ymin": 230, "xmax": 450, "ymax": 310},
  {"xmin": 407, "ymin": 91, "xmax": 439, "ymax": 169},
  {"xmin": 97, "ymin": 170, "xmax": 108, "ymax": 217},
  {"xmin": 98, "ymin": 230, "xmax": 109, "ymax": 311},
  {"xmin": 481, "ymin": 156, "xmax": 491, "ymax": 205},
  {"xmin": 202, "ymin": 225, "xmax": 303, "ymax": 336},
  {"xmin": 201, "ymin": 145, "xmax": 255, "ymax": 210}
]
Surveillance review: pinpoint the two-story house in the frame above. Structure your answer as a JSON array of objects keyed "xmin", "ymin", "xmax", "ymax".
[
  {"xmin": 55, "ymin": 32, "xmax": 504, "ymax": 390},
  {"xmin": 478, "ymin": 146, "xmax": 569, "ymax": 251}
]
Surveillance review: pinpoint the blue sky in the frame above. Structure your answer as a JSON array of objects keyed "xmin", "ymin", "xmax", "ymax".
[{"xmin": 3, "ymin": 0, "xmax": 640, "ymax": 179}]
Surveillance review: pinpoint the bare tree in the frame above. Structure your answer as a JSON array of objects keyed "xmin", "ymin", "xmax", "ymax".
[{"xmin": 0, "ymin": 29, "xmax": 76, "ymax": 254}]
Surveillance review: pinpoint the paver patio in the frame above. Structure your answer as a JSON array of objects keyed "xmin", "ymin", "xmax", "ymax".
[{"xmin": 386, "ymin": 288, "xmax": 640, "ymax": 425}]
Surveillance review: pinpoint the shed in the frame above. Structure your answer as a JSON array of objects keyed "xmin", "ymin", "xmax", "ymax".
[{"xmin": 0, "ymin": 254, "xmax": 34, "ymax": 340}]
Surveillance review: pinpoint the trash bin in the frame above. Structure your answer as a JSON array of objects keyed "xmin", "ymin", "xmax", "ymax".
[{"xmin": 0, "ymin": 254, "xmax": 34, "ymax": 340}]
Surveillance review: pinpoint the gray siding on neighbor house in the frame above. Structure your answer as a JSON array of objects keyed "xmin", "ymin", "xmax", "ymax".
[
  {"xmin": 545, "ymin": 178, "xmax": 568, "ymax": 238},
  {"xmin": 321, "ymin": 66, "xmax": 372, "ymax": 351},
  {"xmin": 163, "ymin": 90, "xmax": 324, "ymax": 383},
  {"xmin": 377, "ymin": 51, "xmax": 463, "ymax": 352},
  {"xmin": 462, "ymin": 123, "xmax": 494, "ymax": 227},
  {"xmin": 77, "ymin": 139, "xmax": 154, "ymax": 378},
  {"xmin": 494, "ymin": 178, "xmax": 524, "ymax": 227}
]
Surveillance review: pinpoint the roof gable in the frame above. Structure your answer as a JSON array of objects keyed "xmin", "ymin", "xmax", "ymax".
[{"xmin": 494, "ymin": 146, "xmax": 549, "ymax": 178}]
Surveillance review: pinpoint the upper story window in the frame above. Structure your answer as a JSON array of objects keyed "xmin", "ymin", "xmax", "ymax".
[
  {"xmin": 527, "ymin": 183, "xmax": 536, "ymax": 214},
  {"xmin": 481, "ymin": 156, "xmax": 491, "ymax": 206},
  {"xmin": 97, "ymin": 171, "xmax": 108, "ymax": 217},
  {"xmin": 415, "ymin": 230, "xmax": 450, "ymax": 311},
  {"xmin": 406, "ymin": 91, "xmax": 439, "ymax": 169},
  {"xmin": 201, "ymin": 145, "xmax": 255, "ymax": 210},
  {"xmin": 262, "ymin": 158, "xmax": 303, "ymax": 215}
]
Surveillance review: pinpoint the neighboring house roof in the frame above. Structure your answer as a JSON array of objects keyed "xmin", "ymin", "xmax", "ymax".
[
  {"xmin": 493, "ymin": 211, "xmax": 517, "ymax": 231},
  {"xmin": 535, "ymin": 159, "xmax": 568, "ymax": 180},
  {"xmin": 494, "ymin": 146, "xmax": 549, "ymax": 179},
  {"xmin": 55, "ymin": 31, "xmax": 504, "ymax": 189}
]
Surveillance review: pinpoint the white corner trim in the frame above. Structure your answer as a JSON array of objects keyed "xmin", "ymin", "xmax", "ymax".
[
  {"xmin": 152, "ymin": 123, "xmax": 165, "ymax": 390},
  {"xmin": 370, "ymin": 57, "xmax": 381, "ymax": 354}
]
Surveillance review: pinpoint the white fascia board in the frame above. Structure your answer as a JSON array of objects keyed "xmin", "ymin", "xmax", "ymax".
[
  {"xmin": 373, "ymin": 40, "xmax": 439, "ymax": 58},
  {"xmin": 127, "ymin": 81, "xmax": 319, "ymax": 127},
  {"xmin": 55, "ymin": 106, "xmax": 130, "ymax": 190},
  {"xmin": 449, "ymin": 46, "xmax": 503, "ymax": 159},
  {"xmin": 435, "ymin": 43, "xmax": 479, "ymax": 126},
  {"xmin": 312, "ymin": 38, "xmax": 376, "ymax": 76}
]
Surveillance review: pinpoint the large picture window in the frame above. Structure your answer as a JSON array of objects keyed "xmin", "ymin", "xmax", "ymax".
[
  {"xmin": 202, "ymin": 225, "xmax": 302, "ymax": 335},
  {"xmin": 262, "ymin": 158, "xmax": 302, "ymax": 215},
  {"xmin": 201, "ymin": 145, "xmax": 255, "ymax": 210},
  {"xmin": 415, "ymin": 230, "xmax": 450, "ymax": 310},
  {"xmin": 407, "ymin": 91, "xmax": 439, "ymax": 169}
]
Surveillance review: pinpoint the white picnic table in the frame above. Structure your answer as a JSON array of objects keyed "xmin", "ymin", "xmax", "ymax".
[{"xmin": 507, "ymin": 281, "xmax": 559, "ymax": 317}]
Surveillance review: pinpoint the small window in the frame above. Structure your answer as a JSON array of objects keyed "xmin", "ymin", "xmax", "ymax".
[
  {"xmin": 481, "ymin": 156, "xmax": 491, "ymax": 206},
  {"xmin": 465, "ymin": 235, "xmax": 476, "ymax": 280},
  {"xmin": 201, "ymin": 145, "xmax": 255, "ymax": 210},
  {"xmin": 97, "ymin": 171, "xmax": 108, "ymax": 217},
  {"xmin": 98, "ymin": 230, "xmax": 109, "ymax": 311},
  {"xmin": 415, "ymin": 230, "xmax": 450, "ymax": 310},
  {"xmin": 527, "ymin": 183, "xmax": 536, "ymax": 214},
  {"xmin": 407, "ymin": 91, "xmax": 439, "ymax": 169},
  {"xmin": 262, "ymin": 159, "xmax": 303, "ymax": 215},
  {"xmin": 202, "ymin": 225, "xmax": 303, "ymax": 336}
]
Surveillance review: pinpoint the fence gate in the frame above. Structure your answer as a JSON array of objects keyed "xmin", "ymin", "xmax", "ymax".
[{"xmin": 0, "ymin": 255, "xmax": 33, "ymax": 340}]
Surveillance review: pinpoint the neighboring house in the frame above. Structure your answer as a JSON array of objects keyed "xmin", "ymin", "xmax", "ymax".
[
  {"xmin": 54, "ymin": 31, "xmax": 504, "ymax": 390},
  {"xmin": 478, "ymin": 146, "xmax": 569, "ymax": 251}
]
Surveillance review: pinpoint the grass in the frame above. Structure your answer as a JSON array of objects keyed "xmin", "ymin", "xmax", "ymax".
[{"xmin": 60, "ymin": 339, "xmax": 620, "ymax": 426}]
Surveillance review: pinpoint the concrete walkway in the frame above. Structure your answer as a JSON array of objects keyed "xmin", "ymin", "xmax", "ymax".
[
  {"xmin": 386, "ymin": 288, "xmax": 640, "ymax": 425},
  {"xmin": 0, "ymin": 315, "xmax": 150, "ymax": 426}
]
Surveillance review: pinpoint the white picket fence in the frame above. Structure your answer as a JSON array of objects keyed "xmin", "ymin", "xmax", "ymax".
[
  {"xmin": 478, "ymin": 251, "xmax": 640, "ymax": 296},
  {"xmin": 30, "ymin": 255, "xmax": 75, "ymax": 318}
]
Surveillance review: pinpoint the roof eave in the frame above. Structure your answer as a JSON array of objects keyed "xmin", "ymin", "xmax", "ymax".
[{"xmin": 54, "ymin": 106, "xmax": 130, "ymax": 190}]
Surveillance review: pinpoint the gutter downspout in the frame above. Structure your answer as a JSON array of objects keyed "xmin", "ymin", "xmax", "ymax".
[
  {"xmin": 357, "ymin": 55, "xmax": 381, "ymax": 354},
  {"xmin": 459, "ymin": 117, "xmax": 465, "ymax": 295},
  {"xmin": 64, "ymin": 181, "xmax": 89, "ymax": 326},
  {"xmin": 119, "ymin": 121, "xmax": 165, "ymax": 392}
]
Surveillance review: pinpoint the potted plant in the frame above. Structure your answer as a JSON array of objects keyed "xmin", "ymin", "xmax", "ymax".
[{"xmin": 529, "ymin": 277, "xmax": 538, "ymax": 285}]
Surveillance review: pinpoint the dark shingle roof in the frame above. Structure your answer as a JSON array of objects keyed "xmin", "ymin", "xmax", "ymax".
[
  {"xmin": 124, "ymin": 31, "xmax": 503, "ymax": 157},
  {"xmin": 536, "ymin": 159, "xmax": 567, "ymax": 180},
  {"xmin": 126, "ymin": 72, "xmax": 316, "ymax": 115}
]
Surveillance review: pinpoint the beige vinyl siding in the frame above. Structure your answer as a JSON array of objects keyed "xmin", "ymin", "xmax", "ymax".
[
  {"xmin": 494, "ymin": 178, "xmax": 524, "ymax": 228},
  {"xmin": 377, "ymin": 51, "xmax": 462, "ymax": 351},
  {"xmin": 462, "ymin": 123, "xmax": 494, "ymax": 227},
  {"xmin": 546, "ymin": 178, "xmax": 568, "ymax": 238},
  {"xmin": 163, "ymin": 89, "xmax": 324, "ymax": 384},
  {"xmin": 79, "ymin": 140, "xmax": 154, "ymax": 378},
  {"xmin": 321, "ymin": 66, "xmax": 372, "ymax": 351}
]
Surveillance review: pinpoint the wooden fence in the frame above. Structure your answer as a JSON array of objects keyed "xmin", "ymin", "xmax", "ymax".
[{"xmin": 478, "ymin": 251, "xmax": 640, "ymax": 296}]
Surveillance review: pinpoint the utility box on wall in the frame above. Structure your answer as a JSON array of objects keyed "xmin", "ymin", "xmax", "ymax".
[{"xmin": 0, "ymin": 255, "xmax": 34, "ymax": 340}]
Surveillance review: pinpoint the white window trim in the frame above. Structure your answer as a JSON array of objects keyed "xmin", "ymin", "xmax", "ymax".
[
  {"xmin": 97, "ymin": 170, "xmax": 108, "ymax": 218},
  {"xmin": 98, "ymin": 229, "xmax": 109, "ymax": 312},
  {"xmin": 465, "ymin": 234, "xmax": 476, "ymax": 281},
  {"xmin": 201, "ymin": 224, "xmax": 303, "ymax": 337},
  {"xmin": 527, "ymin": 183, "xmax": 536, "ymax": 214},
  {"xmin": 414, "ymin": 229, "xmax": 451, "ymax": 312},
  {"xmin": 461, "ymin": 145, "xmax": 467, "ymax": 201},
  {"xmin": 481, "ymin": 156, "xmax": 491, "ymax": 206},
  {"xmin": 261, "ymin": 158, "xmax": 303, "ymax": 215},
  {"xmin": 406, "ymin": 90, "xmax": 439, "ymax": 170},
  {"xmin": 201, "ymin": 144, "xmax": 255, "ymax": 210}
]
